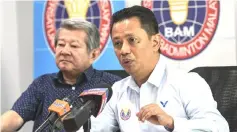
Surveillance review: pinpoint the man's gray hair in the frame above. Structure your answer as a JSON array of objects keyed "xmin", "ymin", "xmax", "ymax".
[{"xmin": 54, "ymin": 19, "xmax": 100, "ymax": 52}]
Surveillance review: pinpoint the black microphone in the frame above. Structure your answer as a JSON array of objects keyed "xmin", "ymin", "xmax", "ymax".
[
  {"xmin": 62, "ymin": 83, "xmax": 112, "ymax": 132},
  {"xmin": 35, "ymin": 95, "xmax": 75, "ymax": 132}
]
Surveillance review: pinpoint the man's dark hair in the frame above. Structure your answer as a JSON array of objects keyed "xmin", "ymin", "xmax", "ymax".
[{"xmin": 110, "ymin": 5, "xmax": 159, "ymax": 37}]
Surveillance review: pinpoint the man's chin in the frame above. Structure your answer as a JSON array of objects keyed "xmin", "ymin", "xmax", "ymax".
[
  {"xmin": 58, "ymin": 66, "xmax": 70, "ymax": 71},
  {"xmin": 124, "ymin": 67, "xmax": 135, "ymax": 75}
]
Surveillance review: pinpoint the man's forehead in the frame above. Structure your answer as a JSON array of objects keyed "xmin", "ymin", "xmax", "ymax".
[
  {"xmin": 113, "ymin": 19, "xmax": 131, "ymax": 30},
  {"xmin": 122, "ymin": 19, "xmax": 130, "ymax": 26},
  {"xmin": 112, "ymin": 18, "xmax": 142, "ymax": 35}
]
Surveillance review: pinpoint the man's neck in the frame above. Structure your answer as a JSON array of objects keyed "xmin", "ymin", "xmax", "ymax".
[
  {"xmin": 62, "ymin": 72, "xmax": 80, "ymax": 85},
  {"xmin": 133, "ymin": 55, "xmax": 160, "ymax": 87},
  {"xmin": 133, "ymin": 65, "xmax": 156, "ymax": 87}
]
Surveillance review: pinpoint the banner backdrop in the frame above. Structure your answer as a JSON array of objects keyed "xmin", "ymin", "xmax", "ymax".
[{"xmin": 34, "ymin": 0, "xmax": 236, "ymax": 78}]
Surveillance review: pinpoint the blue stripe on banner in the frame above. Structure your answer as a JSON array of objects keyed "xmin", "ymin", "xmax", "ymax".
[{"xmin": 93, "ymin": 0, "xmax": 125, "ymax": 70}]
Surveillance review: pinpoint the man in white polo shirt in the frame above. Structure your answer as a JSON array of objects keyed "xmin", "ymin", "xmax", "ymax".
[{"xmin": 92, "ymin": 5, "xmax": 229, "ymax": 132}]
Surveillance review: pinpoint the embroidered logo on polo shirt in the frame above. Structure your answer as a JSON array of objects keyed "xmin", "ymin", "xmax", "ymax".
[
  {"xmin": 120, "ymin": 108, "xmax": 131, "ymax": 120},
  {"xmin": 160, "ymin": 101, "xmax": 168, "ymax": 107}
]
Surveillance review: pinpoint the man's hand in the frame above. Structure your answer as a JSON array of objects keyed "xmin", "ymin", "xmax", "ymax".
[{"xmin": 136, "ymin": 104, "xmax": 174, "ymax": 129}]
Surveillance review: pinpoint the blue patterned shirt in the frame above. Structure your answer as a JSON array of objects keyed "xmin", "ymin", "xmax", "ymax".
[{"xmin": 12, "ymin": 66, "xmax": 121, "ymax": 131}]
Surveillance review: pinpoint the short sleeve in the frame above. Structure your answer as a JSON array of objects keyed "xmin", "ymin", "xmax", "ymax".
[{"xmin": 12, "ymin": 79, "xmax": 42, "ymax": 122}]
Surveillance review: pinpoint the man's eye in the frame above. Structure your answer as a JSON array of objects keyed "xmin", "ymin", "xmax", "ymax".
[
  {"xmin": 71, "ymin": 45, "xmax": 78, "ymax": 48},
  {"xmin": 128, "ymin": 37, "xmax": 138, "ymax": 44},
  {"xmin": 113, "ymin": 41, "xmax": 122, "ymax": 47},
  {"xmin": 58, "ymin": 43, "xmax": 65, "ymax": 47}
]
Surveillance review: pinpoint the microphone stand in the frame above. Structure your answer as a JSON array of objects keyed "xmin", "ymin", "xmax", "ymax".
[
  {"xmin": 51, "ymin": 117, "xmax": 64, "ymax": 132},
  {"xmin": 35, "ymin": 113, "xmax": 59, "ymax": 132},
  {"xmin": 35, "ymin": 118, "xmax": 51, "ymax": 132},
  {"xmin": 83, "ymin": 118, "xmax": 91, "ymax": 132}
]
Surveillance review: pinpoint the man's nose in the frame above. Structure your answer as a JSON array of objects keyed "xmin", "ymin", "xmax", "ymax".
[
  {"xmin": 120, "ymin": 42, "xmax": 131, "ymax": 55},
  {"xmin": 60, "ymin": 44, "xmax": 71, "ymax": 55}
]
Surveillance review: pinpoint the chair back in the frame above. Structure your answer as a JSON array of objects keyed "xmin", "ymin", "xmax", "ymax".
[{"xmin": 190, "ymin": 66, "xmax": 237, "ymax": 132}]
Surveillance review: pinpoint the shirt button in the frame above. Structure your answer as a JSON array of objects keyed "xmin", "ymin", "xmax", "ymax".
[{"xmin": 72, "ymin": 86, "xmax": 75, "ymax": 90}]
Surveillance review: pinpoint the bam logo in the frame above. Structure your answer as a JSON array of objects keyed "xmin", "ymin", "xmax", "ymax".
[
  {"xmin": 44, "ymin": 0, "xmax": 112, "ymax": 54},
  {"xmin": 142, "ymin": 0, "xmax": 220, "ymax": 59}
]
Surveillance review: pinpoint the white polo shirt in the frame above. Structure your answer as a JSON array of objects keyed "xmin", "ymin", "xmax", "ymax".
[{"xmin": 91, "ymin": 56, "xmax": 229, "ymax": 132}]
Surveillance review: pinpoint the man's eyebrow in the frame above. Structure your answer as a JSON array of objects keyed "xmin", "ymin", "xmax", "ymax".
[
  {"xmin": 124, "ymin": 33, "xmax": 136, "ymax": 37},
  {"xmin": 112, "ymin": 36, "xmax": 120, "ymax": 41},
  {"xmin": 57, "ymin": 38, "xmax": 65, "ymax": 41},
  {"xmin": 112, "ymin": 33, "xmax": 136, "ymax": 40}
]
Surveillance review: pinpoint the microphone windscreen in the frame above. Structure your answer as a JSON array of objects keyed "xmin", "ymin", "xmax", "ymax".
[{"xmin": 92, "ymin": 83, "xmax": 113, "ymax": 100}]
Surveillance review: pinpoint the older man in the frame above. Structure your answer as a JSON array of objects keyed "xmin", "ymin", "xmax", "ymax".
[{"xmin": 1, "ymin": 19, "xmax": 121, "ymax": 132}]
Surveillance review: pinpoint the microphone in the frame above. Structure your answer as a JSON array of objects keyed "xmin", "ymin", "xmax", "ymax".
[
  {"xmin": 35, "ymin": 95, "xmax": 75, "ymax": 132},
  {"xmin": 62, "ymin": 83, "xmax": 112, "ymax": 132}
]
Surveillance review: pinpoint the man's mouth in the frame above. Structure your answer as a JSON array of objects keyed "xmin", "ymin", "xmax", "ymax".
[
  {"xmin": 60, "ymin": 60, "xmax": 71, "ymax": 63},
  {"xmin": 122, "ymin": 59, "xmax": 133, "ymax": 65}
]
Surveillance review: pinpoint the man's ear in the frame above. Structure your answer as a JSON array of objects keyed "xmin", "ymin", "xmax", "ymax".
[
  {"xmin": 152, "ymin": 34, "xmax": 160, "ymax": 52},
  {"xmin": 90, "ymin": 48, "xmax": 101, "ymax": 61}
]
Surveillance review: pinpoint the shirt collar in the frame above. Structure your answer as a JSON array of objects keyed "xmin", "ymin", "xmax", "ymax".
[
  {"xmin": 54, "ymin": 66, "xmax": 95, "ymax": 85},
  {"xmin": 147, "ymin": 55, "xmax": 167, "ymax": 88},
  {"xmin": 83, "ymin": 66, "xmax": 95, "ymax": 81},
  {"xmin": 127, "ymin": 76, "xmax": 140, "ymax": 93}
]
